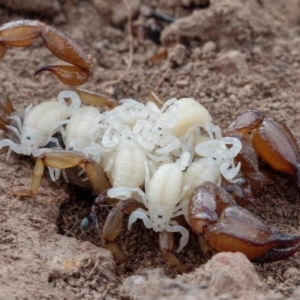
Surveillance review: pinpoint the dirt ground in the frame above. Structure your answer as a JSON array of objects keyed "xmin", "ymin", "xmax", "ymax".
[{"xmin": 1, "ymin": 0, "xmax": 300, "ymax": 299}]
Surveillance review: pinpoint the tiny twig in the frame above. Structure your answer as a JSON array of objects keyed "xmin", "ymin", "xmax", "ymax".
[{"xmin": 154, "ymin": 67, "xmax": 170, "ymax": 91}]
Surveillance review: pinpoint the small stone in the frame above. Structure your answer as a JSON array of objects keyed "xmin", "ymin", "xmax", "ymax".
[
  {"xmin": 168, "ymin": 44, "xmax": 187, "ymax": 66},
  {"xmin": 252, "ymin": 46, "xmax": 261, "ymax": 54},
  {"xmin": 93, "ymin": 0, "xmax": 141, "ymax": 26},
  {"xmin": 291, "ymin": 49, "xmax": 299, "ymax": 56},
  {"xmin": 175, "ymin": 80, "xmax": 189, "ymax": 87},
  {"xmin": 212, "ymin": 50, "xmax": 249, "ymax": 75},
  {"xmin": 203, "ymin": 252, "xmax": 263, "ymax": 298},
  {"xmin": 229, "ymin": 94, "xmax": 237, "ymax": 101},
  {"xmin": 283, "ymin": 267, "xmax": 300, "ymax": 281},
  {"xmin": 120, "ymin": 275, "xmax": 146, "ymax": 298},
  {"xmin": 181, "ymin": 0, "xmax": 192, "ymax": 6},
  {"xmin": 111, "ymin": 0, "xmax": 141, "ymax": 26},
  {"xmin": 202, "ymin": 41, "xmax": 216, "ymax": 54},
  {"xmin": 192, "ymin": 47, "xmax": 202, "ymax": 59},
  {"xmin": 139, "ymin": 4, "xmax": 152, "ymax": 17}
]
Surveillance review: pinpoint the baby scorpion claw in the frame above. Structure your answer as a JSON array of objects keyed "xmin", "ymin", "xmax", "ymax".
[
  {"xmin": 188, "ymin": 182, "xmax": 300, "ymax": 262},
  {"xmin": 0, "ymin": 20, "xmax": 93, "ymax": 86}
]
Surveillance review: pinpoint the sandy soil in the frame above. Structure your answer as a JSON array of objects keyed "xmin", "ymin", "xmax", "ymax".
[{"xmin": 1, "ymin": 0, "xmax": 300, "ymax": 299}]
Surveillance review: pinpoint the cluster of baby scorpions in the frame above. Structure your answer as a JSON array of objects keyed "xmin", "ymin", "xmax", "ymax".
[{"xmin": 0, "ymin": 20, "xmax": 300, "ymax": 273}]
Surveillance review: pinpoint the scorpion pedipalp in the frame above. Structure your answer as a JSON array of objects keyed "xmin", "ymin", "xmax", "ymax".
[
  {"xmin": 0, "ymin": 20, "xmax": 93, "ymax": 85},
  {"xmin": 188, "ymin": 182, "xmax": 300, "ymax": 262}
]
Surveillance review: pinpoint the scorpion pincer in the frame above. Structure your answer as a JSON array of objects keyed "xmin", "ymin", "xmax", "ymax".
[{"xmin": 188, "ymin": 182, "xmax": 300, "ymax": 263}]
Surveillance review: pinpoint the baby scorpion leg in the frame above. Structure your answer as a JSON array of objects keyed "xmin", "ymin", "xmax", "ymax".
[
  {"xmin": 0, "ymin": 20, "xmax": 93, "ymax": 85},
  {"xmin": 188, "ymin": 182, "xmax": 300, "ymax": 262},
  {"xmin": 14, "ymin": 150, "xmax": 110, "ymax": 196}
]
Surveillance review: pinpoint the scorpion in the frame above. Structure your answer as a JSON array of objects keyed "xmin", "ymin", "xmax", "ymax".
[{"xmin": 0, "ymin": 19, "xmax": 300, "ymax": 273}]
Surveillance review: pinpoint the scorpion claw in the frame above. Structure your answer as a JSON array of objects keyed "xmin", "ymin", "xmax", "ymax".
[
  {"xmin": 0, "ymin": 20, "xmax": 92, "ymax": 86},
  {"xmin": 254, "ymin": 233, "xmax": 300, "ymax": 263},
  {"xmin": 204, "ymin": 206, "xmax": 300, "ymax": 262},
  {"xmin": 225, "ymin": 110, "xmax": 300, "ymax": 192},
  {"xmin": 188, "ymin": 182, "xmax": 300, "ymax": 262},
  {"xmin": 34, "ymin": 65, "xmax": 91, "ymax": 86}
]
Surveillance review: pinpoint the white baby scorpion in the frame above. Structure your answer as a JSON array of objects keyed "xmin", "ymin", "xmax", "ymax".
[
  {"xmin": 127, "ymin": 152, "xmax": 191, "ymax": 252},
  {"xmin": 105, "ymin": 130, "xmax": 147, "ymax": 200},
  {"xmin": 181, "ymin": 136, "xmax": 242, "ymax": 199},
  {"xmin": 152, "ymin": 97, "xmax": 212, "ymax": 137},
  {"xmin": 63, "ymin": 105, "xmax": 102, "ymax": 162},
  {"xmin": 0, "ymin": 90, "xmax": 81, "ymax": 158},
  {"xmin": 133, "ymin": 97, "xmax": 213, "ymax": 156},
  {"xmin": 104, "ymin": 98, "xmax": 149, "ymax": 129}
]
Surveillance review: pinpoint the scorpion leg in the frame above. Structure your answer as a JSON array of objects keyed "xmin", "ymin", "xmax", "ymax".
[
  {"xmin": 159, "ymin": 230, "xmax": 186, "ymax": 273},
  {"xmin": 14, "ymin": 150, "xmax": 110, "ymax": 196},
  {"xmin": 147, "ymin": 90, "xmax": 165, "ymax": 108},
  {"xmin": 82, "ymin": 197, "xmax": 186, "ymax": 271},
  {"xmin": 101, "ymin": 199, "xmax": 145, "ymax": 263},
  {"xmin": 0, "ymin": 20, "xmax": 92, "ymax": 85},
  {"xmin": 0, "ymin": 97, "xmax": 14, "ymax": 131},
  {"xmin": 75, "ymin": 88, "xmax": 117, "ymax": 109},
  {"xmin": 188, "ymin": 182, "xmax": 300, "ymax": 262}
]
